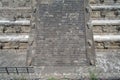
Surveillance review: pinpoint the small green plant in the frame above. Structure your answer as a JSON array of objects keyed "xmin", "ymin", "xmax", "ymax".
[{"xmin": 89, "ymin": 71, "xmax": 98, "ymax": 80}]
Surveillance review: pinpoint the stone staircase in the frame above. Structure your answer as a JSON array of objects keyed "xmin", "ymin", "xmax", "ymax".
[{"xmin": 0, "ymin": 0, "xmax": 119, "ymax": 79}]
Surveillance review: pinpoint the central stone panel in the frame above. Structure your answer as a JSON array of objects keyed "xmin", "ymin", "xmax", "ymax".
[{"xmin": 35, "ymin": 0, "xmax": 88, "ymax": 66}]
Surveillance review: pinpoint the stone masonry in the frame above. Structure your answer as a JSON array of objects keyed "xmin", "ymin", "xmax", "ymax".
[{"xmin": 0, "ymin": 0, "xmax": 120, "ymax": 79}]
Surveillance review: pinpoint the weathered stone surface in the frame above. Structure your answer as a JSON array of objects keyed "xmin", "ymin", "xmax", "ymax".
[
  {"xmin": 95, "ymin": 41, "xmax": 120, "ymax": 49},
  {"xmin": 3, "ymin": 42, "xmax": 19, "ymax": 49},
  {"xmin": 92, "ymin": 0, "xmax": 120, "ymax": 4},
  {"xmin": 4, "ymin": 26, "xmax": 16, "ymax": 33},
  {"xmin": 90, "ymin": 0, "xmax": 96, "ymax": 4},
  {"xmin": 91, "ymin": 11, "xmax": 101, "ymax": 18},
  {"xmin": 1, "ymin": 0, "xmax": 31, "ymax": 7},
  {"xmin": 0, "ymin": 0, "xmax": 31, "ymax": 51},
  {"xmin": 19, "ymin": 43, "xmax": 28, "ymax": 49},
  {"xmin": 0, "ymin": 50, "xmax": 27, "ymax": 66},
  {"xmin": 91, "ymin": 11, "xmax": 120, "ymax": 19},
  {"xmin": 95, "ymin": 42, "xmax": 104, "ymax": 49},
  {"xmin": 0, "ymin": 26, "xmax": 3, "ymax": 33},
  {"xmin": 90, "ymin": 0, "xmax": 120, "ymax": 50},
  {"xmin": 21, "ymin": 26, "xmax": 30, "ymax": 33},
  {"xmin": 93, "ymin": 25, "xmax": 120, "ymax": 34},
  {"xmin": 0, "ymin": 49, "xmax": 120, "ymax": 78},
  {"xmin": 34, "ymin": 0, "xmax": 90, "ymax": 66},
  {"xmin": 0, "ymin": 9, "xmax": 31, "ymax": 20},
  {"xmin": 96, "ymin": 49, "xmax": 120, "ymax": 73},
  {"xmin": 30, "ymin": 50, "xmax": 120, "ymax": 78},
  {"xmin": 3, "ymin": 26, "xmax": 22, "ymax": 33},
  {"xmin": 0, "ymin": 0, "xmax": 119, "ymax": 79},
  {"xmin": 93, "ymin": 26, "xmax": 103, "ymax": 33}
]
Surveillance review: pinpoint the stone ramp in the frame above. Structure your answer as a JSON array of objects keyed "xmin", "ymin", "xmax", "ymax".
[{"xmin": 34, "ymin": 0, "xmax": 92, "ymax": 66}]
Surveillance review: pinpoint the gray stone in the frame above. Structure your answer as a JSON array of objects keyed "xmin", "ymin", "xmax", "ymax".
[
  {"xmin": 0, "ymin": 50, "xmax": 27, "ymax": 66},
  {"xmin": 0, "ymin": 2, "xmax": 2, "ymax": 7},
  {"xmin": 34, "ymin": 0, "xmax": 91, "ymax": 66}
]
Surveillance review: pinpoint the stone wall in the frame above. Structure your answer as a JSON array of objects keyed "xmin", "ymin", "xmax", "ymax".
[
  {"xmin": 90, "ymin": 0, "xmax": 120, "ymax": 78},
  {"xmin": 0, "ymin": 0, "xmax": 32, "ymax": 66},
  {"xmin": 90, "ymin": 0, "xmax": 120, "ymax": 49}
]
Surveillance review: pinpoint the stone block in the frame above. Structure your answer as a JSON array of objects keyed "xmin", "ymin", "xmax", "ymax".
[
  {"xmin": 9, "ymin": 42, "xmax": 19, "ymax": 49},
  {"xmin": 23, "ymin": 14, "xmax": 31, "ymax": 19},
  {"xmin": 109, "ymin": 26, "xmax": 118, "ymax": 33},
  {"xmin": 18, "ymin": 0, "xmax": 26, "ymax": 7},
  {"xmin": 104, "ymin": 0, "xmax": 114, "ymax": 4},
  {"xmin": 0, "ymin": 26, "xmax": 3, "ymax": 33},
  {"xmin": 106, "ymin": 11, "xmax": 115, "ymax": 18},
  {"xmin": 0, "ymin": 43, "xmax": 3, "ymax": 49},
  {"xmin": 102, "ymin": 26, "xmax": 118, "ymax": 33},
  {"xmin": 19, "ymin": 43, "xmax": 28, "ymax": 49},
  {"xmin": 102, "ymin": 26, "xmax": 109, "ymax": 33},
  {"xmin": 3, "ymin": 42, "xmax": 19, "ymax": 49},
  {"xmin": 95, "ymin": 42, "xmax": 104, "ymax": 49},
  {"xmin": 103, "ymin": 42, "xmax": 111, "ymax": 49},
  {"xmin": 90, "ymin": 0, "xmax": 96, "ymax": 4},
  {"xmin": 2, "ymin": 0, "xmax": 9, "ymax": 7},
  {"xmin": 96, "ymin": 0, "xmax": 115, "ymax": 4},
  {"xmin": 0, "ymin": 2, "xmax": 2, "ymax": 7},
  {"xmin": 15, "ymin": 27, "xmax": 21, "ymax": 33},
  {"xmin": 3, "ymin": 43, "xmax": 10, "ymax": 49},
  {"xmin": 104, "ymin": 42, "xmax": 120, "ymax": 49},
  {"xmin": 21, "ymin": 26, "xmax": 30, "ymax": 33},
  {"xmin": 93, "ymin": 26, "xmax": 103, "ymax": 33},
  {"xmin": 116, "ymin": 26, "xmax": 120, "ymax": 32},
  {"xmin": 4, "ymin": 27, "xmax": 16, "ymax": 33},
  {"xmin": 100, "ymin": 11, "xmax": 106, "ymax": 18}
]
